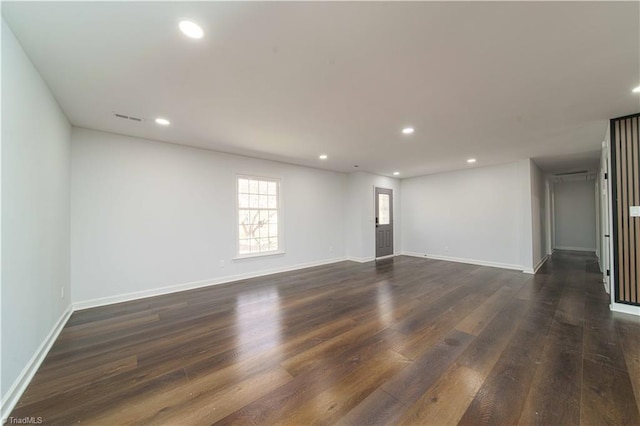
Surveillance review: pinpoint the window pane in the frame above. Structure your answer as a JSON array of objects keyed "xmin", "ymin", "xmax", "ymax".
[
  {"xmin": 259, "ymin": 181, "xmax": 268, "ymax": 194},
  {"xmin": 267, "ymin": 182, "xmax": 277, "ymax": 195},
  {"xmin": 260, "ymin": 210, "xmax": 270, "ymax": 224},
  {"xmin": 379, "ymin": 194, "xmax": 390, "ymax": 225},
  {"xmin": 268, "ymin": 211, "xmax": 278, "ymax": 224},
  {"xmin": 239, "ymin": 210, "xmax": 250, "ymax": 224},
  {"xmin": 249, "ymin": 180, "xmax": 259, "ymax": 193},
  {"xmin": 249, "ymin": 210, "xmax": 260, "ymax": 236},
  {"xmin": 267, "ymin": 195, "xmax": 277, "ymax": 209},
  {"xmin": 239, "ymin": 179, "xmax": 249, "ymax": 194},
  {"xmin": 269, "ymin": 239, "xmax": 278, "ymax": 251},
  {"xmin": 239, "ymin": 224, "xmax": 249, "ymax": 239},
  {"xmin": 259, "ymin": 195, "xmax": 269, "ymax": 208},
  {"xmin": 249, "ymin": 194, "xmax": 259, "ymax": 208},
  {"xmin": 268, "ymin": 223, "xmax": 278, "ymax": 237},
  {"xmin": 239, "ymin": 194, "xmax": 249, "ymax": 208}
]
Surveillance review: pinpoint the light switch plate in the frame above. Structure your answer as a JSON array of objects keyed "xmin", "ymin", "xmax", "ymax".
[{"xmin": 630, "ymin": 206, "xmax": 640, "ymax": 217}]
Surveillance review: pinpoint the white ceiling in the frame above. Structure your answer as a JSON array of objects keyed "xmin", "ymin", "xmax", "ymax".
[{"xmin": 3, "ymin": 1, "xmax": 639, "ymax": 178}]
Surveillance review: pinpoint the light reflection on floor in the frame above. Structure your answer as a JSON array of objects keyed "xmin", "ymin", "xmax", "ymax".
[
  {"xmin": 376, "ymin": 281, "xmax": 395, "ymax": 327},
  {"xmin": 234, "ymin": 287, "xmax": 283, "ymax": 364}
]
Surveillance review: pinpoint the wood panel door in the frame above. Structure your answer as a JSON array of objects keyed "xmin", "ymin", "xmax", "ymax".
[{"xmin": 611, "ymin": 113, "xmax": 640, "ymax": 306}]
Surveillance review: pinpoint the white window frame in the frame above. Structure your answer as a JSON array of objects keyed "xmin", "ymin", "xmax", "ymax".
[{"xmin": 234, "ymin": 175, "xmax": 284, "ymax": 260}]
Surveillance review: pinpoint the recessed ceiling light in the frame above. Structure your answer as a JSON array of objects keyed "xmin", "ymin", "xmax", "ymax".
[
  {"xmin": 633, "ymin": 86, "xmax": 640, "ymax": 93},
  {"xmin": 319, "ymin": 154, "xmax": 328, "ymax": 160},
  {"xmin": 155, "ymin": 118, "xmax": 170, "ymax": 126},
  {"xmin": 179, "ymin": 20, "xmax": 204, "ymax": 39},
  {"xmin": 393, "ymin": 171, "xmax": 400, "ymax": 176},
  {"xmin": 402, "ymin": 127, "xmax": 415, "ymax": 135},
  {"xmin": 467, "ymin": 158, "xmax": 476, "ymax": 164}
]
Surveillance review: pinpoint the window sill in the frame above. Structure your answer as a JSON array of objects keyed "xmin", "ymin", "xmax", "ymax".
[{"xmin": 233, "ymin": 251, "xmax": 286, "ymax": 261}]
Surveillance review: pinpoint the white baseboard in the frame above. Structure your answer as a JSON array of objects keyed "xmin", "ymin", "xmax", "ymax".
[
  {"xmin": 401, "ymin": 251, "xmax": 524, "ymax": 272},
  {"xmin": 530, "ymin": 255, "xmax": 549, "ymax": 274},
  {"xmin": 610, "ymin": 302, "xmax": 640, "ymax": 316},
  {"xmin": 1, "ymin": 305, "xmax": 73, "ymax": 422},
  {"xmin": 554, "ymin": 246, "xmax": 596, "ymax": 252},
  {"xmin": 347, "ymin": 256, "xmax": 375, "ymax": 263},
  {"xmin": 73, "ymin": 256, "xmax": 348, "ymax": 311}
]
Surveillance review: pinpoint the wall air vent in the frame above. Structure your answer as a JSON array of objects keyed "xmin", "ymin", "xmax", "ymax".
[{"xmin": 113, "ymin": 113, "xmax": 143, "ymax": 122}]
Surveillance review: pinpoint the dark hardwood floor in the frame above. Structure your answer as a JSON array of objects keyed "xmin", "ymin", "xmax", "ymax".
[{"xmin": 10, "ymin": 251, "xmax": 640, "ymax": 425}]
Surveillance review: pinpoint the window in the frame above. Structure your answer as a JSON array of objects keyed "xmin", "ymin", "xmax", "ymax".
[
  {"xmin": 237, "ymin": 176, "xmax": 280, "ymax": 256},
  {"xmin": 378, "ymin": 193, "xmax": 390, "ymax": 225}
]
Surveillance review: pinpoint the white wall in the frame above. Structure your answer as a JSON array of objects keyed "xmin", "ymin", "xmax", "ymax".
[
  {"xmin": 1, "ymin": 20, "xmax": 71, "ymax": 407},
  {"xmin": 530, "ymin": 161, "xmax": 547, "ymax": 269},
  {"xmin": 401, "ymin": 160, "xmax": 533, "ymax": 271},
  {"xmin": 346, "ymin": 172, "xmax": 401, "ymax": 262},
  {"xmin": 71, "ymin": 128, "xmax": 347, "ymax": 304},
  {"xmin": 553, "ymin": 180, "xmax": 597, "ymax": 251}
]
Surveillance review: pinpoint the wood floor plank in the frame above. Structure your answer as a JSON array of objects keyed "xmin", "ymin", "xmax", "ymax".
[
  {"xmin": 615, "ymin": 313, "xmax": 640, "ymax": 410},
  {"xmin": 381, "ymin": 329, "xmax": 474, "ymax": 405},
  {"xmin": 336, "ymin": 388, "xmax": 406, "ymax": 426},
  {"xmin": 455, "ymin": 285, "xmax": 516, "ymax": 336},
  {"xmin": 581, "ymin": 358, "xmax": 640, "ymax": 426},
  {"xmin": 216, "ymin": 328, "xmax": 410, "ymax": 425},
  {"xmin": 276, "ymin": 349, "xmax": 409, "ymax": 425},
  {"xmin": 396, "ymin": 291, "xmax": 488, "ymax": 360},
  {"xmin": 279, "ymin": 318, "xmax": 388, "ymax": 376},
  {"xmin": 583, "ymin": 319, "xmax": 628, "ymax": 372},
  {"xmin": 456, "ymin": 297, "xmax": 527, "ymax": 378},
  {"xmin": 12, "ymin": 367, "xmax": 190, "ymax": 424},
  {"xmin": 518, "ymin": 340, "xmax": 582, "ymax": 425},
  {"xmin": 93, "ymin": 364, "xmax": 293, "ymax": 425},
  {"xmin": 18, "ymin": 355, "xmax": 138, "ymax": 405},
  {"xmin": 457, "ymin": 316, "xmax": 551, "ymax": 425},
  {"xmin": 396, "ymin": 362, "xmax": 482, "ymax": 426}
]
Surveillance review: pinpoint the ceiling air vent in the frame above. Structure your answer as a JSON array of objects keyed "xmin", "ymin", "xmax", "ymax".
[
  {"xmin": 113, "ymin": 113, "xmax": 143, "ymax": 122},
  {"xmin": 554, "ymin": 170, "xmax": 588, "ymax": 176},
  {"xmin": 552, "ymin": 170, "xmax": 595, "ymax": 183}
]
